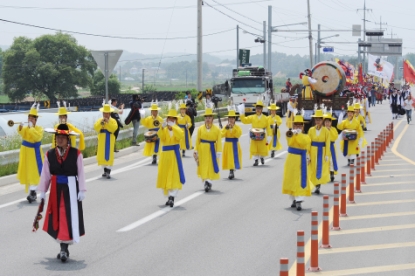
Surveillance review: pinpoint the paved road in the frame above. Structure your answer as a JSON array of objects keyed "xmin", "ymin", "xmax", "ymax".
[{"xmin": 0, "ymin": 103, "xmax": 414, "ymax": 275}]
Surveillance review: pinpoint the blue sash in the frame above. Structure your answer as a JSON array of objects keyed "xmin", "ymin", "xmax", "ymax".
[
  {"xmin": 330, "ymin": 141, "xmax": 338, "ymax": 171},
  {"xmin": 162, "ymin": 145, "xmax": 185, "ymax": 184},
  {"xmin": 225, "ymin": 138, "xmax": 240, "ymax": 170},
  {"xmin": 178, "ymin": 124, "xmax": 190, "ymax": 149},
  {"xmin": 22, "ymin": 140, "xmax": 42, "ymax": 176},
  {"xmin": 288, "ymin": 147, "xmax": 307, "ymax": 189},
  {"xmin": 343, "ymin": 140, "xmax": 349, "ymax": 157},
  {"xmin": 100, "ymin": 129, "xmax": 111, "ymax": 161},
  {"xmin": 149, "ymin": 128, "xmax": 160, "ymax": 153},
  {"xmin": 311, "ymin": 141, "xmax": 325, "ymax": 180},
  {"xmin": 201, "ymin": 139, "xmax": 219, "ymax": 173},
  {"xmin": 56, "ymin": 175, "xmax": 68, "ymax": 184},
  {"xmin": 273, "ymin": 133, "xmax": 277, "ymax": 148}
]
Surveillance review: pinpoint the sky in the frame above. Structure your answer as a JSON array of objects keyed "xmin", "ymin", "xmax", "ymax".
[{"xmin": 0, "ymin": 0, "xmax": 414, "ymax": 64}]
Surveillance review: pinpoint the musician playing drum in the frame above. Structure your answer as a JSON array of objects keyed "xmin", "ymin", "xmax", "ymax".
[
  {"xmin": 17, "ymin": 103, "xmax": 44, "ymax": 203},
  {"xmin": 141, "ymin": 103, "xmax": 163, "ymax": 165},
  {"xmin": 337, "ymin": 105, "xmax": 364, "ymax": 166},
  {"xmin": 240, "ymin": 99, "xmax": 271, "ymax": 166},
  {"xmin": 94, "ymin": 104, "xmax": 118, "ymax": 179},
  {"xmin": 308, "ymin": 109, "xmax": 331, "ymax": 194},
  {"xmin": 156, "ymin": 108, "xmax": 185, "ymax": 207},
  {"xmin": 194, "ymin": 107, "xmax": 222, "ymax": 192},
  {"xmin": 177, "ymin": 103, "xmax": 193, "ymax": 157},
  {"xmin": 221, "ymin": 109, "xmax": 242, "ymax": 180},
  {"xmin": 282, "ymin": 114, "xmax": 312, "ymax": 211},
  {"xmin": 323, "ymin": 113, "xmax": 338, "ymax": 182},
  {"xmin": 267, "ymin": 103, "xmax": 282, "ymax": 158}
]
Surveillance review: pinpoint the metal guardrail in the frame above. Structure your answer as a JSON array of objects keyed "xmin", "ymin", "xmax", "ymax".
[{"xmin": 0, "ymin": 107, "xmax": 228, "ymax": 166}]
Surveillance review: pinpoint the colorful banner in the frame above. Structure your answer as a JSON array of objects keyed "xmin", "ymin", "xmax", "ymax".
[
  {"xmin": 367, "ymin": 54, "xmax": 394, "ymax": 81},
  {"xmin": 403, "ymin": 59, "xmax": 415, "ymax": 84}
]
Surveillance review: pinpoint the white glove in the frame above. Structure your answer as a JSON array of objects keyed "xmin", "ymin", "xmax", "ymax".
[
  {"xmin": 162, "ymin": 121, "xmax": 167, "ymax": 128},
  {"xmin": 39, "ymin": 192, "xmax": 45, "ymax": 200},
  {"xmin": 139, "ymin": 109, "xmax": 146, "ymax": 117},
  {"xmin": 185, "ymin": 123, "xmax": 189, "ymax": 128},
  {"xmin": 216, "ymin": 152, "xmax": 222, "ymax": 159},
  {"xmin": 20, "ymin": 122, "xmax": 24, "ymax": 127},
  {"xmin": 77, "ymin": 191, "xmax": 85, "ymax": 201},
  {"xmin": 293, "ymin": 129, "xmax": 301, "ymax": 134},
  {"xmin": 167, "ymin": 121, "xmax": 175, "ymax": 127},
  {"xmin": 28, "ymin": 121, "xmax": 33, "ymax": 128},
  {"xmin": 237, "ymin": 103, "xmax": 245, "ymax": 115},
  {"xmin": 325, "ymin": 156, "xmax": 329, "ymax": 162}
]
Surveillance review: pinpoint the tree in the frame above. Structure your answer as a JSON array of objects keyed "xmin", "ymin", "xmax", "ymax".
[
  {"xmin": 90, "ymin": 71, "xmax": 121, "ymax": 96},
  {"xmin": 2, "ymin": 33, "xmax": 96, "ymax": 102}
]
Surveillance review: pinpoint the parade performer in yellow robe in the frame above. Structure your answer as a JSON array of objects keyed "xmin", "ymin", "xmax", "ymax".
[
  {"xmin": 362, "ymin": 96, "xmax": 372, "ymax": 124},
  {"xmin": 354, "ymin": 103, "xmax": 367, "ymax": 131},
  {"xmin": 307, "ymin": 109, "xmax": 331, "ymax": 194},
  {"xmin": 141, "ymin": 103, "xmax": 163, "ymax": 164},
  {"xmin": 337, "ymin": 106, "xmax": 364, "ymax": 166},
  {"xmin": 156, "ymin": 109, "xmax": 185, "ymax": 207},
  {"xmin": 240, "ymin": 100, "xmax": 271, "ymax": 166},
  {"xmin": 52, "ymin": 105, "xmax": 85, "ymax": 150},
  {"xmin": 194, "ymin": 107, "xmax": 222, "ymax": 192},
  {"xmin": 267, "ymin": 103, "xmax": 282, "ymax": 157},
  {"xmin": 177, "ymin": 103, "xmax": 193, "ymax": 157},
  {"xmin": 323, "ymin": 113, "xmax": 338, "ymax": 182},
  {"xmin": 282, "ymin": 114, "xmax": 312, "ymax": 211},
  {"xmin": 94, "ymin": 104, "xmax": 118, "ymax": 179},
  {"xmin": 221, "ymin": 109, "xmax": 242, "ymax": 180},
  {"xmin": 285, "ymin": 96, "xmax": 297, "ymax": 129},
  {"xmin": 17, "ymin": 104, "xmax": 44, "ymax": 203}
]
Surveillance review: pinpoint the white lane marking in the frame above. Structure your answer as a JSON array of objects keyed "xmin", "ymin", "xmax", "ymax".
[
  {"xmin": 0, "ymin": 157, "xmax": 151, "ymax": 209},
  {"xmin": 117, "ymin": 150, "xmax": 288, "ymax": 232},
  {"xmin": 117, "ymin": 191, "xmax": 205, "ymax": 233}
]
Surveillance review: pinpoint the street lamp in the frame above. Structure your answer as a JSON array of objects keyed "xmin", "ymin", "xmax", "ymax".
[
  {"xmin": 317, "ymin": 34, "xmax": 339, "ymax": 63},
  {"xmin": 242, "ymin": 21, "xmax": 267, "ymax": 69}
]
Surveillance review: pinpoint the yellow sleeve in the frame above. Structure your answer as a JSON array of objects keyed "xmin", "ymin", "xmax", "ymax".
[
  {"xmin": 337, "ymin": 120, "xmax": 345, "ymax": 131},
  {"xmin": 157, "ymin": 127, "xmax": 167, "ymax": 142},
  {"xmin": 172, "ymin": 124, "xmax": 185, "ymax": 140},
  {"xmin": 141, "ymin": 116, "xmax": 151, "ymax": 128},
  {"xmin": 276, "ymin": 115, "xmax": 282, "ymax": 126},
  {"xmin": 194, "ymin": 127, "xmax": 202, "ymax": 152},
  {"xmin": 220, "ymin": 127, "xmax": 227, "ymax": 137},
  {"xmin": 215, "ymin": 127, "xmax": 222, "ymax": 153},
  {"xmin": 233, "ymin": 125, "xmax": 242, "ymax": 138},
  {"xmin": 186, "ymin": 115, "xmax": 192, "ymax": 128},
  {"xmin": 105, "ymin": 118, "xmax": 118, "ymax": 133},
  {"xmin": 240, "ymin": 114, "xmax": 252, "ymax": 124},
  {"xmin": 28, "ymin": 126, "xmax": 43, "ymax": 142},
  {"xmin": 94, "ymin": 119, "xmax": 102, "ymax": 133},
  {"xmin": 324, "ymin": 128, "xmax": 331, "ymax": 157},
  {"xmin": 67, "ymin": 122, "xmax": 85, "ymax": 150},
  {"xmin": 330, "ymin": 127, "xmax": 338, "ymax": 141}
]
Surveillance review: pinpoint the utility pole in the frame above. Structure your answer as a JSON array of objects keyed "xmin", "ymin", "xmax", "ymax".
[
  {"xmin": 197, "ymin": 0, "xmax": 203, "ymax": 92},
  {"xmin": 236, "ymin": 25, "xmax": 239, "ymax": 68},
  {"xmin": 317, "ymin": 24, "xmax": 321, "ymax": 63},
  {"xmin": 387, "ymin": 29, "xmax": 397, "ymax": 38},
  {"xmin": 142, "ymin": 68, "xmax": 145, "ymax": 92},
  {"xmin": 263, "ymin": 21, "xmax": 266, "ymax": 70},
  {"xmin": 268, "ymin": 6, "xmax": 272, "ymax": 74},
  {"xmin": 357, "ymin": 0, "xmax": 372, "ymax": 71},
  {"xmin": 306, "ymin": 0, "xmax": 313, "ymax": 68}
]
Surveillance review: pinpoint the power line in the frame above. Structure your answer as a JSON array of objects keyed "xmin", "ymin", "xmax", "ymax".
[
  {"xmin": 210, "ymin": 0, "xmax": 262, "ymax": 25},
  {"xmin": 0, "ymin": 18, "xmax": 234, "ymax": 40}
]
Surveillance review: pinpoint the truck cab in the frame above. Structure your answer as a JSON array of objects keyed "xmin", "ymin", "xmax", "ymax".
[{"xmin": 228, "ymin": 66, "xmax": 274, "ymax": 115}]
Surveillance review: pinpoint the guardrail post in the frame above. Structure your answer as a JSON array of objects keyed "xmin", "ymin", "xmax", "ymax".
[
  {"xmin": 308, "ymin": 211, "xmax": 321, "ymax": 272},
  {"xmin": 348, "ymin": 164, "xmax": 355, "ymax": 203},
  {"xmin": 361, "ymin": 151, "xmax": 366, "ymax": 184},
  {"xmin": 321, "ymin": 195, "xmax": 331, "ymax": 248},
  {"xmin": 340, "ymin": 174, "xmax": 348, "ymax": 217},
  {"xmin": 355, "ymin": 156, "xmax": 361, "ymax": 193},
  {"xmin": 297, "ymin": 231, "xmax": 305, "ymax": 276}
]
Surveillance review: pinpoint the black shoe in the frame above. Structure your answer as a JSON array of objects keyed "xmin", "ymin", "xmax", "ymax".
[
  {"xmin": 204, "ymin": 181, "xmax": 210, "ymax": 192},
  {"xmin": 26, "ymin": 191, "xmax": 37, "ymax": 203},
  {"xmin": 152, "ymin": 155, "xmax": 157, "ymax": 165},
  {"xmin": 296, "ymin": 201, "xmax": 302, "ymax": 211},
  {"xmin": 291, "ymin": 200, "xmax": 296, "ymax": 208},
  {"xmin": 182, "ymin": 150, "xmax": 185, "ymax": 157},
  {"xmin": 350, "ymin": 159, "xmax": 355, "ymax": 165},
  {"xmin": 330, "ymin": 171, "xmax": 334, "ymax": 182},
  {"xmin": 260, "ymin": 158, "xmax": 265, "ymax": 165},
  {"xmin": 106, "ymin": 169, "xmax": 111, "ymax": 179},
  {"xmin": 313, "ymin": 185, "xmax": 321, "ymax": 195},
  {"xmin": 166, "ymin": 196, "xmax": 174, "ymax": 207},
  {"xmin": 253, "ymin": 159, "xmax": 258, "ymax": 166},
  {"xmin": 363, "ymin": 127, "xmax": 367, "ymax": 131},
  {"xmin": 271, "ymin": 151, "xmax": 275, "ymax": 158},
  {"xmin": 114, "ymin": 149, "xmax": 119, "ymax": 153},
  {"xmin": 102, "ymin": 168, "xmax": 108, "ymax": 177},
  {"xmin": 228, "ymin": 170, "xmax": 235, "ymax": 180},
  {"xmin": 347, "ymin": 159, "xmax": 350, "ymax": 166},
  {"xmin": 59, "ymin": 251, "xmax": 68, "ymax": 262}
]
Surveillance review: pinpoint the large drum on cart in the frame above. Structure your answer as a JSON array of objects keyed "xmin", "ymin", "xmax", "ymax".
[{"xmin": 310, "ymin": 61, "xmax": 346, "ymax": 97}]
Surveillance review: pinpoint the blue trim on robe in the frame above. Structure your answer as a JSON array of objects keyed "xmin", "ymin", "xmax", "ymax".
[
  {"xmin": 311, "ymin": 141, "xmax": 325, "ymax": 180},
  {"xmin": 225, "ymin": 138, "xmax": 240, "ymax": 170},
  {"xmin": 149, "ymin": 128, "xmax": 160, "ymax": 153},
  {"xmin": 288, "ymin": 147, "xmax": 307, "ymax": 189},
  {"xmin": 330, "ymin": 141, "xmax": 338, "ymax": 171},
  {"xmin": 22, "ymin": 140, "xmax": 43, "ymax": 176},
  {"xmin": 343, "ymin": 140, "xmax": 349, "ymax": 157},
  {"xmin": 178, "ymin": 124, "xmax": 190, "ymax": 149},
  {"xmin": 200, "ymin": 139, "xmax": 219, "ymax": 173},
  {"xmin": 100, "ymin": 129, "xmax": 111, "ymax": 161},
  {"xmin": 162, "ymin": 145, "xmax": 185, "ymax": 184}
]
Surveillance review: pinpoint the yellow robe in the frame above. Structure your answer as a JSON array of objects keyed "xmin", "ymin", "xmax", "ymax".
[
  {"xmin": 327, "ymin": 127, "xmax": 339, "ymax": 175},
  {"xmin": 17, "ymin": 125, "xmax": 44, "ymax": 192},
  {"xmin": 177, "ymin": 114, "xmax": 193, "ymax": 150},
  {"xmin": 308, "ymin": 127, "xmax": 331, "ymax": 185},
  {"xmin": 267, "ymin": 114, "xmax": 283, "ymax": 151},
  {"xmin": 337, "ymin": 118, "xmax": 364, "ymax": 156},
  {"xmin": 240, "ymin": 114, "xmax": 270, "ymax": 158},
  {"xmin": 94, "ymin": 117, "xmax": 118, "ymax": 166},
  {"xmin": 52, "ymin": 122, "xmax": 85, "ymax": 150},
  {"xmin": 156, "ymin": 125, "xmax": 185, "ymax": 195},
  {"xmin": 282, "ymin": 133, "xmax": 312, "ymax": 197},
  {"xmin": 355, "ymin": 114, "xmax": 366, "ymax": 129},
  {"xmin": 195, "ymin": 124, "xmax": 222, "ymax": 180},
  {"xmin": 141, "ymin": 115, "xmax": 163, "ymax": 156},
  {"xmin": 286, "ymin": 101, "xmax": 297, "ymax": 128},
  {"xmin": 362, "ymin": 98, "xmax": 372, "ymax": 123},
  {"xmin": 221, "ymin": 124, "xmax": 242, "ymax": 170}
]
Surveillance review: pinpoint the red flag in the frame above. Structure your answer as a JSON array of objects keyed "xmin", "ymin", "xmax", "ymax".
[
  {"xmin": 358, "ymin": 63, "xmax": 364, "ymax": 84},
  {"xmin": 403, "ymin": 60, "xmax": 415, "ymax": 84}
]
